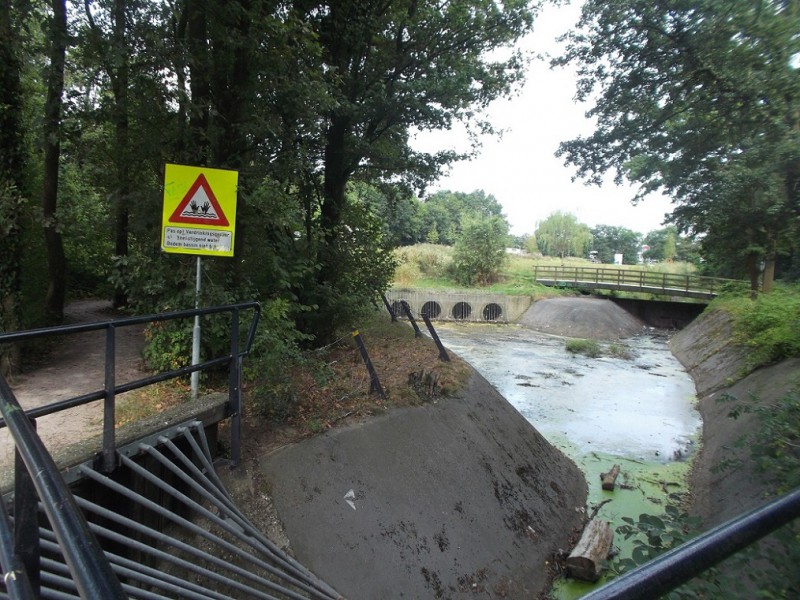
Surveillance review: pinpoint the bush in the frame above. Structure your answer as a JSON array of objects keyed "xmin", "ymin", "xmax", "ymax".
[
  {"xmin": 724, "ymin": 284, "xmax": 800, "ymax": 368},
  {"xmin": 452, "ymin": 215, "xmax": 508, "ymax": 286},
  {"xmin": 565, "ymin": 339, "xmax": 602, "ymax": 357},
  {"xmin": 244, "ymin": 299, "xmax": 312, "ymax": 419}
]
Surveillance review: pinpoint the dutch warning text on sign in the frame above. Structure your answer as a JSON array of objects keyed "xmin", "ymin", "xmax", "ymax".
[{"xmin": 163, "ymin": 227, "xmax": 232, "ymax": 253}]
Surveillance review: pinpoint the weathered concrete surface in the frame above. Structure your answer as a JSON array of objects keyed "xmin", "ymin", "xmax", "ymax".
[
  {"xmin": 518, "ymin": 296, "xmax": 646, "ymax": 340},
  {"xmin": 386, "ymin": 289, "xmax": 532, "ymax": 324},
  {"xmin": 671, "ymin": 309, "xmax": 800, "ymax": 525},
  {"xmin": 260, "ymin": 373, "xmax": 587, "ymax": 599}
]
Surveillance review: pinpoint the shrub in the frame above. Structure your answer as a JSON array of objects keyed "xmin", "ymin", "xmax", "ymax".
[
  {"xmin": 724, "ymin": 284, "xmax": 800, "ymax": 368},
  {"xmin": 565, "ymin": 339, "xmax": 602, "ymax": 357},
  {"xmin": 452, "ymin": 215, "xmax": 508, "ymax": 286}
]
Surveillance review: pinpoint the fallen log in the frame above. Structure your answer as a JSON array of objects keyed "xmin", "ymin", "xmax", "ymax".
[
  {"xmin": 601, "ymin": 463, "xmax": 621, "ymax": 491},
  {"xmin": 566, "ymin": 519, "xmax": 614, "ymax": 582}
]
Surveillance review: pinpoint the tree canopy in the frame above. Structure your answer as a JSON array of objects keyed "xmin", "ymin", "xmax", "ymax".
[
  {"xmin": 0, "ymin": 0, "xmax": 540, "ymax": 362},
  {"xmin": 535, "ymin": 211, "xmax": 592, "ymax": 259},
  {"xmin": 590, "ymin": 225, "xmax": 641, "ymax": 265},
  {"xmin": 555, "ymin": 0, "xmax": 800, "ymax": 291}
]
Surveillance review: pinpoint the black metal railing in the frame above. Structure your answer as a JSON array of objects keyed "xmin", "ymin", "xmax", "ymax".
[
  {"xmin": 0, "ymin": 302, "xmax": 260, "ymax": 471},
  {"xmin": 0, "ymin": 302, "xmax": 260, "ymax": 599},
  {"xmin": 582, "ymin": 486, "xmax": 800, "ymax": 599}
]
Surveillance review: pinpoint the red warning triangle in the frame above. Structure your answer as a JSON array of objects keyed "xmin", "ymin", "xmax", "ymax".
[{"xmin": 169, "ymin": 173, "xmax": 230, "ymax": 226}]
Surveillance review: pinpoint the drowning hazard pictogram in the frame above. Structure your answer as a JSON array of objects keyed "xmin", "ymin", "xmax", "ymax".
[{"xmin": 168, "ymin": 173, "xmax": 230, "ymax": 226}]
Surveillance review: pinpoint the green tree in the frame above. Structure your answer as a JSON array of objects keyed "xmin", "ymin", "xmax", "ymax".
[
  {"xmin": 555, "ymin": 0, "xmax": 800, "ymax": 292},
  {"xmin": 420, "ymin": 190, "xmax": 507, "ymax": 245},
  {"xmin": 41, "ymin": 0, "xmax": 68, "ymax": 324},
  {"xmin": 452, "ymin": 215, "xmax": 509, "ymax": 286},
  {"xmin": 535, "ymin": 211, "xmax": 592, "ymax": 260},
  {"xmin": 296, "ymin": 2, "xmax": 535, "ymax": 340},
  {"xmin": 590, "ymin": 225, "xmax": 642, "ymax": 265},
  {"xmin": 0, "ymin": 0, "xmax": 27, "ymax": 373}
]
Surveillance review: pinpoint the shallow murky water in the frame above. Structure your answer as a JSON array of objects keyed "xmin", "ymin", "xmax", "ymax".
[
  {"xmin": 433, "ymin": 322, "xmax": 702, "ymax": 597},
  {"xmin": 435, "ymin": 323, "xmax": 700, "ymax": 464}
]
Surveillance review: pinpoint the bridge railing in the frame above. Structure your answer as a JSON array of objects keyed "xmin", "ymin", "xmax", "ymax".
[
  {"xmin": 0, "ymin": 301, "xmax": 260, "ymax": 472},
  {"xmin": 533, "ymin": 266, "xmax": 738, "ymax": 297}
]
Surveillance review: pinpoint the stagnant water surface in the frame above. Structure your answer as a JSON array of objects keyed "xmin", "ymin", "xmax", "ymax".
[
  {"xmin": 435, "ymin": 322, "xmax": 700, "ymax": 463},
  {"xmin": 433, "ymin": 322, "xmax": 702, "ymax": 597}
]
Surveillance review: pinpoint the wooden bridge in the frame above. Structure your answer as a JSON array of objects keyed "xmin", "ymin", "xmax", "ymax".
[{"xmin": 533, "ymin": 266, "xmax": 738, "ymax": 300}]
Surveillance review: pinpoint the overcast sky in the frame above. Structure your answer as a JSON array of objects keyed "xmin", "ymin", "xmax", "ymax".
[{"xmin": 412, "ymin": 1, "xmax": 675, "ymax": 237}]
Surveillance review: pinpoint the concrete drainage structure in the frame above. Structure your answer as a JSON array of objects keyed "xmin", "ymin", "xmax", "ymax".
[{"xmin": 386, "ymin": 289, "xmax": 532, "ymax": 324}]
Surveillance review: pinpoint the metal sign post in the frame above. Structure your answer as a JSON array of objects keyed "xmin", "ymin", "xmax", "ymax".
[
  {"xmin": 161, "ymin": 164, "xmax": 238, "ymax": 400},
  {"xmin": 191, "ymin": 257, "xmax": 201, "ymax": 400}
]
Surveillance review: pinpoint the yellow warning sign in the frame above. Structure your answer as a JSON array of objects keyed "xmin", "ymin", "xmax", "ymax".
[{"xmin": 161, "ymin": 164, "xmax": 238, "ymax": 257}]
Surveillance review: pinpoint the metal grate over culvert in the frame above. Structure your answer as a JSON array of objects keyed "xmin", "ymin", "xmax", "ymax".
[{"xmin": 9, "ymin": 421, "xmax": 341, "ymax": 600}]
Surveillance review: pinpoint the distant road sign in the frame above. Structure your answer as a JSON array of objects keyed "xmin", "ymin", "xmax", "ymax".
[{"xmin": 162, "ymin": 164, "xmax": 238, "ymax": 257}]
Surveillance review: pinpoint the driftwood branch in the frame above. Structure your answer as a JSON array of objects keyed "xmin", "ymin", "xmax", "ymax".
[
  {"xmin": 567, "ymin": 519, "xmax": 614, "ymax": 582},
  {"xmin": 601, "ymin": 463, "xmax": 621, "ymax": 491}
]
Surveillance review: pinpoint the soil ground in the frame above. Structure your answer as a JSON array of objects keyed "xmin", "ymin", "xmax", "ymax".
[
  {"xmin": 1, "ymin": 295, "xmax": 770, "ymax": 597},
  {"xmin": 1, "ymin": 299, "xmax": 145, "ymax": 471}
]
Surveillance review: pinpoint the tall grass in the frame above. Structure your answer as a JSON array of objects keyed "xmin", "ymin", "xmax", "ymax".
[
  {"xmin": 714, "ymin": 283, "xmax": 800, "ymax": 368},
  {"xmin": 391, "ymin": 243, "xmax": 699, "ymax": 296}
]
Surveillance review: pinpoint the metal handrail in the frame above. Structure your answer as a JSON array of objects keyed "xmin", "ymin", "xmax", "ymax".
[
  {"xmin": 533, "ymin": 266, "xmax": 740, "ymax": 298},
  {"xmin": 0, "ymin": 302, "xmax": 260, "ymax": 470},
  {"xmin": 0, "ymin": 302, "xmax": 260, "ymax": 599},
  {"xmin": 582, "ymin": 486, "xmax": 800, "ymax": 599},
  {"xmin": 0, "ymin": 375, "xmax": 127, "ymax": 599}
]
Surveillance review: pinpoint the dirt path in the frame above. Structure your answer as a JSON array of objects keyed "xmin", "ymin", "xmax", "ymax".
[{"xmin": 1, "ymin": 299, "xmax": 147, "ymax": 471}]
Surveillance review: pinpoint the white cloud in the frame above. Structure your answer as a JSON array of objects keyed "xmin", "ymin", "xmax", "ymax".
[{"xmin": 412, "ymin": 1, "xmax": 674, "ymax": 237}]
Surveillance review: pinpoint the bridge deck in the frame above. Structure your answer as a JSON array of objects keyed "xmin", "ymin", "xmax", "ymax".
[{"xmin": 533, "ymin": 266, "xmax": 738, "ymax": 300}]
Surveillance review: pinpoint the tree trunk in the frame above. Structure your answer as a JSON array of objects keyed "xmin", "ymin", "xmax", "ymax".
[
  {"xmin": 601, "ymin": 464, "xmax": 621, "ymax": 491},
  {"xmin": 112, "ymin": 0, "xmax": 129, "ymax": 308},
  {"xmin": 762, "ymin": 256, "xmax": 775, "ymax": 294},
  {"xmin": 567, "ymin": 519, "xmax": 614, "ymax": 582},
  {"xmin": 744, "ymin": 252, "xmax": 759, "ymax": 297},
  {"xmin": 0, "ymin": 0, "xmax": 24, "ymax": 373},
  {"xmin": 187, "ymin": 0, "xmax": 210, "ymax": 163},
  {"xmin": 42, "ymin": 0, "xmax": 67, "ymax": 324}
]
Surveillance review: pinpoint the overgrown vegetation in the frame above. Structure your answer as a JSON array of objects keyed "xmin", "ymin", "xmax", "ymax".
[
  {"xmin": 242, "ymin": 309, "xmax": 473, "ymax": 438},
  {"xmin": 565, "ymin": 339, "xmax": 633, "ymax": 359},
  {"xmin": 605, "ymin": 288, "xmax": 800, "ymax": 598},
  {"xmin": 721, "ymin": 284, "xmax": 800, "ymax": 370}
]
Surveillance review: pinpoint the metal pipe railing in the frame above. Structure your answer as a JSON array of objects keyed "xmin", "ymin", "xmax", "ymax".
[
  {"xmin": 0, "ymin": 376, "xmax": 126, "ymax": 599},
  {"xmin": 0, "ymin": 302, "xmax": 260, "ymax": 467},
  {"xmin": 0, "ymin": 302, "xmax": 260, "ymax": 598},
  {"xmin": 582, "ymin": 486, "xmax": 800, "ymax": 599}
]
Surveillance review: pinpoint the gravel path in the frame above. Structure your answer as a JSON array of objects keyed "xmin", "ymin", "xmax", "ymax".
[{"xmin": 1, "ymin": 300, "xmax": 146, "ymax": 473}]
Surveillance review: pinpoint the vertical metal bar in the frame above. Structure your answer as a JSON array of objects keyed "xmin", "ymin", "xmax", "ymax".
[
  {"xmin": 0, "ymin": 490, "xmax": 35, "ymax": 600},
  {"xmin": 14, "ymin": 419, "xmax": 40, "ymax": 598},
  {"xmin": 421, "ymin": 313, "xmax": 450, "ymax": 362},
  {"xmin": 380, "ymin": 293, "xmax": 397, "ymax": 322},
  {"xmin": 0, "ymin": 376, "xmax": 126, "ymax": 599},
  {"xmin": 352, "ymin": 331, "xmax": 385, "ymax": 398},
  {"xmin": 401, "ymin": 301, "xmax": 423, "ymax": 338},
  {"xmin": 102, "ymin": 325, "xmax": 116, "ymax": 472},
  {"xmin": 191, "ymin": 256, "xmax": 202, "ymax": 400},
  {"xmin": 229, "ymin": 308, "xmax": 241, "ymax": 467}
]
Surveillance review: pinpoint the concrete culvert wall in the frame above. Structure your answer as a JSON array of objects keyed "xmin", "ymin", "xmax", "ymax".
[{"xmin": 259, "ymin": 373, "xmax": 588, "ymax": 598}]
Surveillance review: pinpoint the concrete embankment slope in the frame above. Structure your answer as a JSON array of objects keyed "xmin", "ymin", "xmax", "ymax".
[
  {"xmin": 260, "ymin": 373, "xmax": 587, "ymax": 599},
  {"xmin": 670, "ymin": 308, "xmax": 800, "ymax": 526}
]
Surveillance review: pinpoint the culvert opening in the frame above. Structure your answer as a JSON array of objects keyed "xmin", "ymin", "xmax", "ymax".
[
  {"xmin": 483, "ymin": 303, "xmax": 503, "ymax": 321},
  {"xmin": 452, "ymin": 302, "xmax": 472, "ymax": 320},
  {"xmin": 421, "ymin": 301, "xmax": 442, "ymax": 319},
  {"xmin": 391, "ymin": 300, "xmax": 407, "ymax": 318}
]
